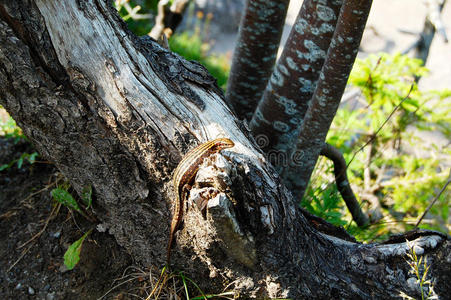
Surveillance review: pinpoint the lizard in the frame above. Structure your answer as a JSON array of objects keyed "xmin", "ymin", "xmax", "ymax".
[{"xmin": 167, "ymin": 137, "xmax": 235, "ymax": 265}]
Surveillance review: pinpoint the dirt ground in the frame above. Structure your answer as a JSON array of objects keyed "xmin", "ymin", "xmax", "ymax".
[{"xmin": 0, "ymin": 138, "xmax": 138, "ymax": 300}]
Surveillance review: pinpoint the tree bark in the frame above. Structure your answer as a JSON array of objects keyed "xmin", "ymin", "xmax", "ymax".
[
  {"xmin": 282, "ymin": 0, "xmax": 373, "ymax": 202},
  {"xmin": 249, "ymin": 0, "xmax": 343, "ymax": 172},
  {"xmin": 0, "ymin": 1, "xmax": 450, "ymax": 298},
  {"xmin": 225, "ymin": 0, "xmax": 290, "ymax": 120}
]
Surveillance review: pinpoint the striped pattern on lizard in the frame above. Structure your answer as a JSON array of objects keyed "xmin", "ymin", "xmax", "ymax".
[{"xmin": 167, "ymin": 137, "xmax": 235, "ymax": 264}]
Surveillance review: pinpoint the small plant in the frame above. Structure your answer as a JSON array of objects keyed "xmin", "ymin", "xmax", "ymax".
[
  {"xmin": 114, "ymin": 1, "xmax": 231, "ymax": 90},
  {"xmin": 0, "ymin": 106, "xmax": 26, "ymax": 142},
  {"xmin": 305, "ymin": 53, "xmax": 451, "ymax": 241},
  {"xmin": 0, "ymin": 151, "xmax": 38, "ymax": 171},
  {"xmin": 114, "ymin": 0, "xmax": 158, "ymax": 35},
  {"xmin": 64, "ymin": 229, "xmax": 93, "ymax": 270},
  {"xmin": 148, "ymin": 267, "xmax": 235, "ymax": 300},
  {"xmin": 51, "ymin": 185, "xmax": 96, "ymax": 270},
  {"xmin": 1, "ymin": 106, "xmax": 39, "ymax": 171},
  {"xmin": 51, "ymin": 185, "xmax": 95, "ymax": 221},
  {"xmin": 399, "ymin": 241, "xmax": 438, "ymax": 300},
  {"xmin": 169, "ymin": 31, "xmax": 230, "ymax": 89},
  {"xmin": 302, "ymin": 180, "xmax": 347, "ymax": 227}
]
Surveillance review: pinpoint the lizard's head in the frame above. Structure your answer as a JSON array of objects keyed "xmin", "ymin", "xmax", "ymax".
[{"xmin": 213, "ymin": 137, "xmax": 235, "ymax": 150}]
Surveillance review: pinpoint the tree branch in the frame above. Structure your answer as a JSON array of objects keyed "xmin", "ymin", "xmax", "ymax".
[
  {"xmin": 415, "ymin": 168, "xmax": 451, "ymax": 227},
  {"xmin": 320, "ymin": 143, "xmax": 369, "ymax": 226}
]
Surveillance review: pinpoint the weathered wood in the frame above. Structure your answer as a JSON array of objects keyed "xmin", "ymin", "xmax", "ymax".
[{"xmin": 0, "ymin": 1, "xmax": 449, "ymax": 298}]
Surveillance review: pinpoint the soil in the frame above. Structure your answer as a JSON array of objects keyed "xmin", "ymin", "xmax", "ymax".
[{"xmin": 0, "ymin": 138, "xmax": 141, "ymax": 300}]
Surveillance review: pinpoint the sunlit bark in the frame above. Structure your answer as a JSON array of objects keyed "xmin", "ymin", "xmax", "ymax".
[
  {"xmin": 249, "ymin": 0, "xmax": 343, "ymax": 172},
  {"xmin": 282, "ymin": 0, "xmax": 373, "ymax": 202}
]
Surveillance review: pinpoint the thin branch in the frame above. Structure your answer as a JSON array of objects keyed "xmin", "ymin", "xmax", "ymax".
[
  {"xmin": 7, "ymin": 243, "xmax": 34, "ymax": 272},
  {"xmin": 17, "ymin": 202, "xmax": 61, "ymax": 249},
  {"xmin": 346, "ymin": 84, "xmax": 414, "ymax": 169},
  {"xmin": 415, "ymin": 168, "xmax": 451, "ymax": 227}
]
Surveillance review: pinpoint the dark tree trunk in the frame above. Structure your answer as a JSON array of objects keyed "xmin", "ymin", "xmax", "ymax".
[
  {"xmin": 249, "ymin": 0, "xmax": 343, "ymax": 172},
  {"xmin": 0, "ymin": 1, "xmax": 449, "ymax": 298},
  {"xmin": 282, "ymin": 0, "xmax": 373, "ymax": 202},
  {"xmin": 225, "ymin": 0, "xmax": 290, "ymax": 120}
]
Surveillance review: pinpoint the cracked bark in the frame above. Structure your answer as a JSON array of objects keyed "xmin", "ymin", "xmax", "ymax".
[{"xmin": 0, "ymin": 0, "xmax": 450, "ymax": 298}]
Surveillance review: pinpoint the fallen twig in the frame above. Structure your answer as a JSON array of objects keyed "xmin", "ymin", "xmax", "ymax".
[{"xmin": 17, "ymin": 202, "xmax": 61, "ymax": 249}]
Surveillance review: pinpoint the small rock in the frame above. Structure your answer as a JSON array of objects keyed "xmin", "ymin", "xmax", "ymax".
[
  {"xmin": 59, "ymin": 264, "xmax": 69, "ymax": 273},
  {"xmin": 46, "ymin": 292, "xmax": 56, "ymax": 300},
  {"xmin": 15, "ymin": 283, "xmax": 22, "ymax": 290},
  {"xmin": 28, "ymin": 286, "xmax": 35, "ymax": 295},
  {"xmin": 43, "ymin": 284, "xmax": 51, "ymax": 291},
  {"xmin": 96, "ymin": 223, "xmax": 108, "ymax": 232},
  {"xmin": 407, "ymin": 277, "xmax": 419, "ymax": 291},
  {"xmin": 52, "ymin": 231, "xmax": 61, "ymax": 238}
]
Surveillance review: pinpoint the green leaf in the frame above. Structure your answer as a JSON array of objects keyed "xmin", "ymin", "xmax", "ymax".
[
  {"xmin": 179, "ymin": 271, "xmax": 190, "ymax": 300},
  {"xmin": 63, "ymin": 229, "xmax": 92, "ymax": 270},
  {"xmin": 51, "ymin": 188, "xmax": 81, "ymax": 212},
  {"xmin": 81, "ymin": 185, "xmax": 92, "ymax": 209},
  {"xmin": 28, "ymin": 152, "xmax": 38, "ymax": 164},
  {"xmin": 17, "ymin": 156, "xmax": 24, "ymax": 169}
]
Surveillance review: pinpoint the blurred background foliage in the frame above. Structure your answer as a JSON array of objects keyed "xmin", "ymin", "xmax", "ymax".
[
  {"xmin": 1, "ymin": 0, "xmax": 449, "ymax": 243},
  {"xmin": 319, "ymin": 53, "xmax": 450, "ymax": 241},
  {"xmin": 114, "ymin": 0, "xmax": 230, "ymax": 88}
]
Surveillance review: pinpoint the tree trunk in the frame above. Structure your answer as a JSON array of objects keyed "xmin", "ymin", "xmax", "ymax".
[
  {"xmin": 282, "ymin": 0, "xmax": 373, "ymax": 201},
  {"xmin": 0, "ymin": 1, "xmax": 449, "ymax": 298},
  {"xmin": 249, "ymin": 0, "xmax": 343, "ymax": 171},
  {"xmin": 225, "ymin": 0, "xmax": 290, "ymax": 120}
]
